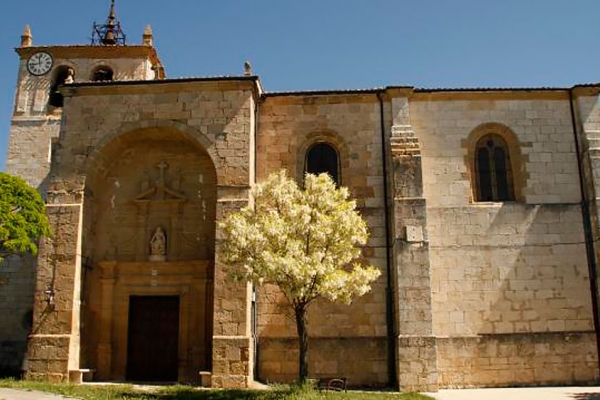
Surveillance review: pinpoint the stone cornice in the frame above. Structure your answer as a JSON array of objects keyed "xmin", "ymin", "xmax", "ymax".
[
  {"xmin": 17, "ymin": 45, "xmax": 165, "ymax": 79},
  {"xmin": 412, "ymin": 90, "xmax": 571, "ymax": 101},
  {"xmin": 572, "ymin": 85, "xmax": 600, "ymax": 97},
  {"xmin": 16, "ymin": 45, "xmax": 159, "ymax": 61},
  {"xmin": 60, "ymin": 76, "xmax": 261, "ymax": 98}
]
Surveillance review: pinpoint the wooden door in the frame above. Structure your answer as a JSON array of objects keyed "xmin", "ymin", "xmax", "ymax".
[{"xmin": 126, "ymin": 296, "xmax": 179, "ymax": 382}]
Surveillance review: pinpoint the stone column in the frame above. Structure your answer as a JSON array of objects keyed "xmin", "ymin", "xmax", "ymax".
[
  {"xmin": 26, "ymin": 177, "xmax": 85, "ymax": 382},
  {"xmin": 96, "ymin": 262, "xmax": 116, "ymax": 380},
  {"xmin": 388, "ymin": 94, "xmax": 438, "ymax": 392},
  {"xmin": 211, "ymin": 187, "xmax": 253, "ymax": 388}
]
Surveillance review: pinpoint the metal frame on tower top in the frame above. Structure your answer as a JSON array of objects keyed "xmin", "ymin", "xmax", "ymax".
[{"xmin": 91, "ymin": 0, "xmax": 126, "ymax": 46}]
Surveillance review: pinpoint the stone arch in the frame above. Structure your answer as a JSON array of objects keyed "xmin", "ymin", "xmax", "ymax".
[
  {"xmin": 52, "ymin": 60, "xmax": 78, "ymax": 76},
  {"xmin": 80, "ymin": 121, "xmax": 218, "ymax": 381},
  {"xmin": 87, "ymin": 119, "xmax": 219, "ymax": 184},
  {"xmin": 48, "ymin": 64, "xmax": 75, "ymax": 108},
  {"xmin": 88, "ymin": 59, "xmax": 119, "ymax": 80},
  {"xmin": 295, "ymin": 130, "xmax": 349, "ymax": 185},
  {"xmin": 463, "ymin": 122, "xmax": 525, "ymax": 202},
  {"xmin": 83, "ymin": 119, "xmax": 219, "ymax": 263},
  {"xmin": 90, "ymin": 65, "xmax": 114, "ymax": 82}
]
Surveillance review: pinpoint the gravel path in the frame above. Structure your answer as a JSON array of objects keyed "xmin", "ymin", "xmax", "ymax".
[
  {"xmin": 0, "ymin": 388, "xmax": 77, "ymax": 400},
  {"xmin": 426, "ymin": 386, "xmax": 600, "ymax": 400}
]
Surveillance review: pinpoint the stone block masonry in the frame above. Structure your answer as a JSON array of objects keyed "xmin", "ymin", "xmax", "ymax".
[
  {"xmin": 437, "ymin": 332, "xmax": 598, "ymax": 387},
  {"xmin": 257, "ymin": 93, "xmax": 392, "ymax": 388},
  {"xmin": 5, "ymin": 33, "xmax": 600, "ymax": 391},
  {"xmin": 0, "ymin": 256, "xmax": 35, "ymax": 376},
  {"xmin": 414, "ymin": 91, "xmax": 600, "ymax": 387}
]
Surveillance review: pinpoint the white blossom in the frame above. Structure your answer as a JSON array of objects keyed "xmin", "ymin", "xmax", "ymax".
[{"xmin": 218, "ymin": 170, "xmax": 381, "ymax": 306}]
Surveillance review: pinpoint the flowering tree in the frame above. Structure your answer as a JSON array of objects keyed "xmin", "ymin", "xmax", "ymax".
[
  {"xmin": 219, "ymin": 170, "xmax": 381, "ymax": 383},
  {"xmin": 0, "ymin": 172, "xmax": 51, "ymax": 263}
]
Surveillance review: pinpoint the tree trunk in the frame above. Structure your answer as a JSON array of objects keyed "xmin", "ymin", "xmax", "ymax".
[{"xmin": 294, "ymin": 303, "xmax": 309, "ymax": 384}]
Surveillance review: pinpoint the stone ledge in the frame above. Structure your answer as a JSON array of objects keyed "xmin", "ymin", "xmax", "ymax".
[
  {"xmin": 258, "ymin": 336, "xmax": 388, "ymax": 387},
  {"xmin": 437, "ymin": 331, "xmax": 599, "ymax": 388}
]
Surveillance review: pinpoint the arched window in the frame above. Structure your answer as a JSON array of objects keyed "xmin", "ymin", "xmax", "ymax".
[
  {"xmin": 475, "ymin": 134, "xmax": 515, "ymax": 202},
  {"xmin": 48, "ymin": 66, "xmax": 74, "ymax": 108},
  {"xmin": 305, "ymin": 142, "xmax": 340, "ymax": 185},
  {"xmin": 91, "ymin": 66, "xmax": 114, "ymax": 82}
]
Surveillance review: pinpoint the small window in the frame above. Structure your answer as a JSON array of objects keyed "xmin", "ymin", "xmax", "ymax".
[
  {"xmin": 305, "ymin": 142, "xmax": 340, "ymax": 185},
  {"xmin": 91, "ymin": 66, "xmax": 114, "ymax": 82},
  {"xmin": 48, "ymin": 66, "xmax": 74, "ymax": 108},
  {"xmin": 475, "ymin": 134, "xmax": 514, "ymax": 201}
]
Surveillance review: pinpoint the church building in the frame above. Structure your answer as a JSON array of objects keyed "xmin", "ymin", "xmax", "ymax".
[{"xmin": 2, "ymin": 1, "xmax": 600, "ymax": 392}]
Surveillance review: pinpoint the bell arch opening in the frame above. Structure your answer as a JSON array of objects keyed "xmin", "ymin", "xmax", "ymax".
[
  {"xmin": 90, "ymin": 65, "xmax": 115, "ymax": 82},
  {"xmin": 49, "ymin": 65, "xmax": 74, "ymax": 108}
]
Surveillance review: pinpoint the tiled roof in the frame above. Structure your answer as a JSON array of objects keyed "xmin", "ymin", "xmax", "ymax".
[
  {"xmin": 265, "ymin": 84, "xmax": 600, "ymax": 97},
  {"xmin": 67, "ymin": 75, "xmax": 258, "ymax": 87},
  {"xmin": 65, "ymin": 76, "xmax": 600, "ymax": 94},
  {"xmin": 264, "ymin": 88, "xmax": 384, "ymax": 97}
]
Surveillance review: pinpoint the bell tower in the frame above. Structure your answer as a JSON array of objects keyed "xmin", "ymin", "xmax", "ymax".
[
  {"xmin": 1, "ymin": 0, "xmax": 165, "ymax": 380},
  {"xmin": 6, "ymin": 0, "xmax": 165, "ymax": 188}
]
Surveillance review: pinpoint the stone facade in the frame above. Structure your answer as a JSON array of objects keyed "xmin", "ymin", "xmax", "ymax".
[
  {"xmin": 2, "ymin": 17, "xmax": 600, "ymax": 392},
  {"xmin": 413, "ymin": 91, "xmax": 600, "ymax": 388},
  {"xmin": 257, "ymin": 94, "xmax": 390, "ymax": 387}
]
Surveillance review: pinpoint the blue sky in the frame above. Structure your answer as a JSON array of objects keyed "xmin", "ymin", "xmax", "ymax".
[{"xmin": 2, "ymin": 0, "xmax": 600, "ymax": 169}]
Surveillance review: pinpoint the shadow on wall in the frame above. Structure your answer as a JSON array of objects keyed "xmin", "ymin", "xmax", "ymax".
[
  {"xmin": 0, "ymin": 254, "xmax": 36, "ymax": 379},
  {"xmin": 0, "ymin": 340, "xmax": 27, "ymax": 378},
  {"xmin": 484, "ymin": 201, "xmax": 594, "ymax": 331},
  {"xmin": 481, "ymin": 203, "xmax": 598, "ymax": 385},
  {"xmin": 433, "ymin": 201, "xmax": 598, "ymax": 386}
]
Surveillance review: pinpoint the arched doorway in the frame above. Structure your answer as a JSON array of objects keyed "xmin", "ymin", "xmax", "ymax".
[{"xmin": 81, "ymin": 126, "xmax": 217, "ymax": 382}]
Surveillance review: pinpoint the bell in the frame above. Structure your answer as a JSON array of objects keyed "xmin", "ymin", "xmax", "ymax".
[{"xmin": 103, "ymin": 30, "xmax": 116, "ymax": 45}]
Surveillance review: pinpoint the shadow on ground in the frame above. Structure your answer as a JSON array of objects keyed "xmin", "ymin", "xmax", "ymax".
[
  {"xmin": 570, "ymin": 393, "xmax": 600, "ymax": 400},
  {"xmin": 125, "ymin": 387, "xmax": 299, "ymax": 400},
  {"xmin": 0, "ymin": 380, "xmax": 430, "ymax": 400},
  {"xmin": 105, "ymin": 387, "xmax": 288, "ymax": 399}
]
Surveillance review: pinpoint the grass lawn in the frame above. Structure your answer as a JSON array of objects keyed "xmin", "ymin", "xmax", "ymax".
[{"xmin": 0, "ymin": 379, "xmax": 434, "ymax": 400}]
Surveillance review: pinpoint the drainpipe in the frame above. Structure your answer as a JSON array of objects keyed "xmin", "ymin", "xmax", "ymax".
[
  {"xmin": 251, "ymin": 286, "xmax": 259, "ymax": 381},
  {"xmin": 568, "ymin": 89, "xmax": 600, "ymax": 373},
  {"xmin": 377, "ymin": 92, "xmax": 397, "ymax": 388},
  {"xmin": 253, "ymin": 90, "xmax": 261, "ymax": 381}
]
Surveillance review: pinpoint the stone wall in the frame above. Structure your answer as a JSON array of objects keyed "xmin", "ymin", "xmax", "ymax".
[
  {"xmin": 574, "ymin": 92, "xmax": 600, "ymax": 343},
  {"xmin": 412, "ymin": 91, "xmax": 599, "ymax": 387},
  {"xmin": 256, "ymin": 93, "xmax": 390, "ymax": 387},
  {"xmin": 258, "ymin": 337, "xmax": 387, "ymax": 386},
  {"xmin": 437, "ymin": 332, "xmax": 597, "ymax": 387},
  {"xmin": 6, "ymin": 120, "xmax": 60, "ymax": 189},
  {"xmin": 27, "ymin": 204, "xmax": 83, "ymax": 382},
  {"xmin": 0, "ymin": 256, "xmax": 35, "ymax": 376},
  {"xmin": 24, "ymin": 78, "xmax": 259, "ymax": 386},
  {"xmin": 428, "ymin": 204, "xmax": 591, "ymax": 335}
]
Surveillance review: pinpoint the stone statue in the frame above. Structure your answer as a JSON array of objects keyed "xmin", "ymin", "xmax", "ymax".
[
  {"xmin": 244, "ymin": 60, "xmax": 252, "ymax": 76},
  {"xmin": 64, "ymin": 68, "xmax": 75, "ymax": 84},
  {"xmin": 149, "ymin": 227, "xmax": 166, "ymax": 261}
]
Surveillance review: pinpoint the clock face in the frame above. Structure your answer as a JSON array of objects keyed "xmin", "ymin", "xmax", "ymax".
[{"xmin": 27, "ymin": 52, "xmax": 53, "ymax": 76}]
